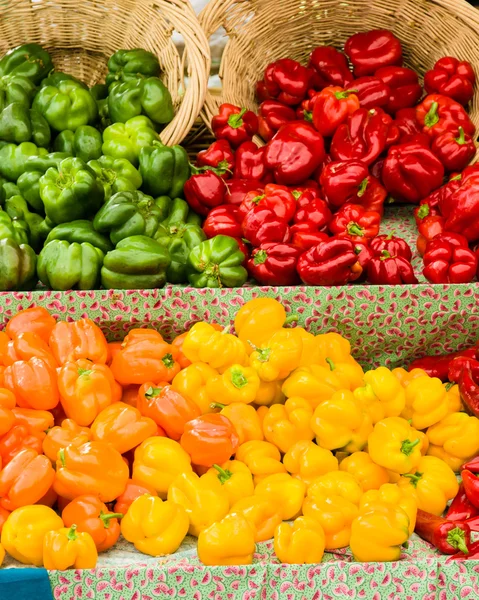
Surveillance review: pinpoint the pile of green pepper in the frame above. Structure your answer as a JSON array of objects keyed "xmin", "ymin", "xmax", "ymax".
[{"xmin": 0, "ymin": 43, "xmax": 248, "ymax": 292}]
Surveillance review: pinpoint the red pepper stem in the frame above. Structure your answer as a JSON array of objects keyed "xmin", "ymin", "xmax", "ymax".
[
  {"xmin": 210, "ymin": 402, "xmax": 226, "ymax": 410},
  {"xmin": 447, "ymin": 527, "xmax": 469, "ymax": 554},
  {"xmin": 304, "ymin": 110, "xmax": 313, "ymax": 122},
  {"xmin": 227, "ymin": 108, "xmax": 247, "ymax": 129},
  {"xmin": 357, "ymin": 177, "xmax": 369, "ymax": 198},
  {"xmin": 425, "ymin": 102, "xmax": 439, "ymax": 128},
  {"xmin": 284, "ymin": 314, "xmax": 299, "ymax": 325},
  {"xmin": 100, "ymin": 512, "xmax": 123, "ymax": 528},
  {"xmin": 455, "ymin": 127, "xmax": 466, "ymax": 145},
  {"xmin": 335, "ymin": 89, "xmax": 359, "ymax": 100},
  {"xmin": 417, "ymin": 204, "xmax": 430, "ymax": 219},
  {"xmin": 380, "ymin": 250, "xmax": 392, "ymax": 261},
  {"xmin": 213, "ymin": 463, "xmax": 233, "ymax": 484},
  {"xmin": 347, "ymin": 222, "xmax": 364, "ymax": 237}
]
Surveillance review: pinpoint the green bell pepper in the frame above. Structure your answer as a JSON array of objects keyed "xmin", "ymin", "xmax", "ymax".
[
  {"xmin": 101, "ymin": 235, "xmax": 170, "ymax": 289},
  {"xmin": 106, "ymin": 49, "xmax": 160, "ymax": 88},
  {"xmin": 87, "ymin": 155, "xmax": 142, "ymax": 200},
  {"xmin": 0, "ymin": 44, "xmax": 53, "ymax": 84},
  {"xmin": 39, "ymin": 157, "xmax": 104, "ymax": 225},
  {"xmin": 0, "ymin": 208, "xmax": 30, "ymax": 245},
  {"xmin": 4, "ymin": 195, "xmax": 47, "ymax": 251},
  {"xmin": 154, "ymin": 198, "xmax": 205, "ymax": 283},
  {"xmin": 0, "ymin": 142, "xmax": 48, "ymax": 181},
  {"xmin": 0, "ymin": 75, "xmax": 37, "ymax": 110},
  {"xmin": 2, "ymin": 181, "xmax": 19, "ymax": 199},
  {"xmin": 93, "ymin": 190, "xmax": 163, "ymax": 245},
  {"xmin": 38, "ymin": 240, "xmax": 104, "ymax": 290},
  {"xmin": 53, "ymin": 126, "xmax": 102, "ymax": 162},
  {"xmin": 40, "ymin": 72, "xmax": 87, "ymax": 89},
  {"xmin": 108, "ymin": 77, "xmax": 174, "ymax": 126},
  {"xmin": 186, "ymin": 235, "xmax": 248, "ymax": 288},
  {"xmin": 46, "ymin": 220, "xmax": 113, "ymax": 254},
  {"xmin": 32, "ymin": 80, "xmax": 98, "ymax": 132},
  {"xmin": 0, "ymin": 104, "xmax": 51, "ymax": 147},
  {"xmin": 102, "ymin": 116, "xmax": 158, "ymax": 167},
  {"xmin": 0, "ymin": 238, "xmax": 37, "ymax": 291},
  {"xmin": 90, "ymin": 83, "xmax": 108, "ymax": 101},
  {"xmin": 97, "ymin": 98, "xmax": 111, "ymax": 132},
  {"xmin": 139, "ymin": 141, "xmax": 190, "ymax": 198}
]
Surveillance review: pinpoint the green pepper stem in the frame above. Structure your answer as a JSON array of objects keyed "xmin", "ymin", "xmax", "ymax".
[
  {"xmin": 347, "ymin": 222, "xmax": 364, "ymax": 237},
  {"xmin": 231, "ymin": 367, "xmax": 248, "ymax": 389},
  {"xmin": 424, "ymin": 102, "xmax": 439, "ymax": 128},
  {"xmin": 227, "ymin": 108, "xmax": 247, "ymax": 129},
  {"xmin": 59, "ymin": 448, "xmax": 66, "ymax": 468},
  {"xmin": 210, "ymin": 402, "xmax": 226, "ymax": 410},
  {"xmin": 303, "ymin": 110, "xmax": 313, "ymax": 122},
  {"xmin": 357, "ymin": 177, "xmax": 369, "ymax": 198},
  {"xmin": 326, "ymin": 357, "xmax": 335, "ymax": 371},
  {"xmin": 67, "ymin": 525, "xmax": 78, "ymax": 541},
  {"xmin": 455, "ymin": 127, "xmax": 466, "ymax": 145},
  {"xmin": 145, "ymin": 386, "xmax": 162, "ymax": 398},
  {"xmin": 447, "ymin": 527, "xmax": 469, "ymax": 554},
  {"xmin": 213, "ymin": 463, "xmax": 233, "ymax": 483},
  {"xmin": 445, "ymin": 382, "xmax": 455, "ymax": 391},
  {"xmin": 417, "ymin": 204, "xmax": 429, "ymax": 219},
  {"xmin": 401, "ymin": 438, "xmax": 420, "ymax": 456},
  {"xmin": 100, "ymin": 512, "xmax": 123, "ymax": 528},
  {"xmin": 401, "ymin": 470, "xmax": 423, "ymax": 487},
  {"xmin": 162, "ymin": 353, "xmax": 175, "ymax": 368},
  {"xmin": 284, "ymin": 314, "xmax": 299, "ymax": 326},
  {"xmin": 253, "ymin": 249, "xmax": 268, "ymax": 265},
  {"xmin": 380, "ymin": 250, "xmax": 392, "ymax": 261},
  {"xmin": 78, "ymin": 368, "xmax": 92, "ymax": 377},
  {"xmin": 335, "ymin": 89, "xmax": 358, "ymax": 100}
]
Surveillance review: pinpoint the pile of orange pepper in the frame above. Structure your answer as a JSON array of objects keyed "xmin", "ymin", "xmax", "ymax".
[{"xmin": 0, "ymin": 298, "xmax": 471, "ymax": 568}]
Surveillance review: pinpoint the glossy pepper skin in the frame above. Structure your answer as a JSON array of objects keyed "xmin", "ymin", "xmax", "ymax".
[
  {"xmin": 257, "ymin": 58, "xmax": 312, "ymax": 106},
  {"xmin": 340, "ymin": 451, "xmax": 389, "ymax": 492},
  {"xmin": 172, "ymin": 363, "xmax": 218, "ymax": 415},
  {"xmin": 0, "ymin": 238, "xmax": 36, "ymax": 292},
  {"xmin": 274, "ymin": 517, "xmax": 325, "ymax": 565},
  {"xmin": 45, "ymin": 220, "xmax": 112, "ymax": 255},
  {"xmin": 206, "ymin": 365, "xmax": 260, "ymax": 406},
  {"xmin": 368, "ymin": 417, "xmax": 422, "ymax": 474},
  {"xmin": 247, "ymin": 243, "xmax": 301, "ymax": 286},
  {"xmin": 214, "ymin": 403, "xmax": 264, "ymax": 444},
  {"xmin": 309, "ymin": 46, "xmax": 353, "ymax": 90},
  {"xmin": 351, "ymin": 76, "xmax": 390, "ymax": 110},
  {"xmin": 354, "ymin": 366, "xmax": 405, "ymax": 423},
  {"xmin": 108, "ymin": 76, "xmax": 174, "ymax": 125},
  {"xmin": 49, "ymin": 318, "xmax": 108, "ymax": 366},
  {"xmin": 282, "ymin": 364, "xmax": 358, "ymax": 407},
  {"xmin": 394, "ymin": 107, "xmax": 430, "ymax": 145},
  {"xmin": 375, "ymin": 66, "xmax": 422, "ymax": 115},
  {"xmin": 43, "ymin": 525, "xmax": 98, "ymax": 570},
  {"xmin": 329, "ymin": 203, "xmax": 381, "ymax": 244},
  {"xmin": 262, "ymin": 398, "xmax": 314, "ymax": 453},
  {"xmin": 361, "ymin": 483, "xmax": 417, "ymax": 535},
  {"xmin": 257, "ymin": 101, "xmax": 296, "ymax": 142},
  {"xmin": 370, "ymin": 234, "xmax": 412, "ymax": 261},
  {"xmin": 283, "ymin": 440, "xmax": 338, "ymax": 485},
  {"xmin": 263, "ymin": 122, "xmax": 325, "ymax": 185},
  {"xmin": 102, "ymin": 116, "xmax": 158, "ymax": 166},
  {"xmin": 239, "ymin": 183, "xmax": 296, "ymax": 222},
  {"xmin": 197, "ymin": 139, "xmax": 235, "ymax": 176},
  {"xmin": 427, "ymin": 413, "xmax": 479, "ymax": 472},
  {"xmin": 0, "ymin": 103, "xmax": 50, "ymax": 147},
  {"xmin": 415, "ymin": 509, "xmax": 471, "ymax": 555},
  {"xmin": 345, "ymin": 30, "xmax": 403, "ymax": 76},
  {"xmin": 458, "ymin": 362, "xmax": 479, "ymax": 419},
  {"xmin": 180, "ymin": 413, "xmax": 239, "ymax": 467},
  {"xmin": 186, "ymin": 235, "xmax": 248, "ymax": 288},
  {"xmin": 212, "ymin": 104, "xmax": 258, "ymax": 148},
  {"xmin": 182, "ymin": 322, "xmax": 247, "ymax": 372},
  {"xmin": 249, "ymin": 328, "xmax": 303, "ymax": 382},
  {"xmin": 431, "ymin": 127, "xmax": 475, "ymax": 172},
  {"xmin": 443, "ymin": 177, "xmax": 479, "ymax": 243},
  {"xmin": 203, "ymin": 460, "xmax": 254, "ymax": 507},
  {"xmin": 0, "ymin": 423, "xmax": 45, "ymax": 466},
  {"xmin": 424, "ymin": 57, "xmax": 476, "ymax": 106},
  {"xmin": 203, "ymin": 205, "xmax": 242, "ymax": 239},
  {"xmin": 297, "ymin": 237, "xmax": 363, "ymax": 286},
  {"xmin": 423, "ymin": 239, "xmax": 477, "ymax": 284},
  {"xmin": 87, "ymin": 155, "xmax": 142, "ymax": 200},
  {"xmin": 403, "ymin": 374, "xmax": 453, "ymax": 430},
  {"xmin": 410, "ymin": 348, "xmax": 477, "ymax": 382},
  {"xmin": 105, "ymin": 48, "xmax": 160, "ymax": 87},
  {"xmin": 242, "ymin": 206, "xmax": 290, "ymax": 246},
  {"xmin": 236, "ymin": 440, "xmax": 286, "ymax": 484},
  {"xmin": 367, "ymin": 250, "xmax": 418, "ymax": 285},
  {"xmin": 113, "ymin": 479, "xmax": 157, "ymax": 515},
  {"xmin": 416, "ymin": 94, "xmax": 475, "ymax": 139},
  {"xmin": 139, "ymin": 141, "xmax": 189, "ymax": 199},
  {"xmin": 320, "ymin": 159, "xmax": 369, "ymax": 210},
  {"xmin": 312, "ymin": 86, "xmax": 360, "ymax": 137},
  {"xmin": 198, "ymin": 513, "xmax": 255, "ymax": 566},
  {"xmin": 254, "ymin": 473, "xmax": 305, "ymax": 520},
  {"xmin": 38, "ymin": 240, "xmax": 104, "ymax": 290},
  {"xmin": 184, "ymin": 168, "xmax": 226, "ymax": 217},
  {"xmin": 4, "ymin": 357, "xmax": 59, "ymax": 410},
  {"xmin": 0, "ymin": 44, "xmax": 53, "ymax": 84},
  {"xmin": 55, "ymin": 126, "xmax": 102, "ymax": 162},
  {"xmin": 42, "ymin": 419, "xmax": 92, "ymax": 463}
]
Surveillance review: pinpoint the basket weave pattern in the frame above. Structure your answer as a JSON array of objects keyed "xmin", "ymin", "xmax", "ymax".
[
  {"xmin": 1, "ymin": 0, "xmax": 211, "ymax": 146},
  {"xmin": 199, "ymin": 0, "xmax": 479, "ymax": 148}
]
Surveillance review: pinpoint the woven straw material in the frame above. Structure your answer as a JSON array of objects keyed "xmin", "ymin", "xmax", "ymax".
[
  {"xmin": 0, "ymin": 0, "xmax": 211, "ymax": 146},
  {"xmin": 199, "ymin": 0, "xmax": 479, "ymax": 147}
]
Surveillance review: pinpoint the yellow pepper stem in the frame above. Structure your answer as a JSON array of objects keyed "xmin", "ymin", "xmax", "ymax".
[
  {"xmin": 326, "ymin": 358, "xmax": 335, "ymax": 371},
  {"xmin": 210, "ymin": 402, "xmax": 226, "ymax": 410},
  {"xmin": 448, "ymin": 527, "xmax": 469, "ymax": 555},
  {"xmin": 59, "ymin": 448, "xmax": 66, "ymax": 467},
  {"xmin": 284, "ymin": 315, "xmax": 298, "ymax": 326},
  {"xmin": 402, "ymin": 471, "xmax": 423, "ymax": 487},
  {"xmin": 67, "ymin": 525, "xmax": 78, "ymax": 541},
  {"xmin": 100, "ymin": 511, "xmax": 123, "ymax": 528},
  {"xmin": 213, "ymin": 464, "xmax": 233, "ymax": 484},
  {"xmin": 230, "ymin": 368, "xmax": 248, "ymax": 389},
  {"xmin": 401, "ymin": 438, "xmax": 420, "ymax": 457}
]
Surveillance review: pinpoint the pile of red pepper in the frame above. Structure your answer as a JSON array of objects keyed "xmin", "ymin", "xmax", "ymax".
[{"xmin": 186, "ymin": 28, "xmax": 479, "ymax": 287}]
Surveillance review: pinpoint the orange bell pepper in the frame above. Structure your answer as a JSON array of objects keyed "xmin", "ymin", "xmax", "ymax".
[
  {"xmin": 49, "ymin": 318, "xmax": 109, "ymax": 365},
  {"xmin": 0, "ymin": 388, "xmax": 15, "ymax": 410},
  {"xmin": 0, "ymin": 332, "xmax": 10, "ymax": 366},
  {"xmin": 12, "ymin": 408, "xmax": 54, "ymax": 432},
  {"xmin": 110, "ymin": 329, "xmax": 180, "ymax": 385},
  {"xmin": 122, "ymin": 385, "xmax": 140, "ymax": 408},
  {"xmin": 172, "ymin": 332, "xmax": 192, "ymax": 369},
  {"xmin": 0, "ymin": 405, "xmax": 14, "ymax": 437},
  {"xmin": 91, "ymin": 402, "xmax": 157, "ymax": 454},
  {"xmin": 0, "ymin": 506, "xmax": 9, "ymax": 533},
  {"xmin": 62, "ymin": 494, "xmax": 122, "ymax": 552},
  {"xmin": 42, "ymin": 419, "xmax": 92, "ymax": 463},
  {"xmin": 4, "ymin": 357, "xmax": 59, "ymax": 410},
  {"xmin": 4, "ymin": 332, "xmax": 57, "ymax": 370},
  {"xmin": 58, "ymin": 359, "xmax": 121, "ymax": 426},
  {"xmin": 212, "ymin": 402, "xmax": 264, "ymax": 445},
  {"xmin": 0, "ymin": 423, "xmax": 44, "ymax": 465},
  {"xmin": 54, "ymin": 440, "xmax": 129, "ymax": 503},
  {"xmin": 0, "ymin": 448, "xmax": 55, "ymax": 511},
  {"xmin": 106, "ymin": 341, "xmax": 122, "ymax": 365},
  {"xmin": 36, "ymin": 486, "xmax": 58, "ymax": 508},
  {"xmin": 180, "ymin": 414, "xmax": 240, "ymax": 467},
  {"xmin": 113, "ymin": 478, "xmax": 158, "ymax": 515},
  {"xmin": 137, "ymin": 382, "xmax": 200, "ymax": 441},
  {"xmin": 6, "ymin": 307, "xmax": 56, "ymax": 345}
]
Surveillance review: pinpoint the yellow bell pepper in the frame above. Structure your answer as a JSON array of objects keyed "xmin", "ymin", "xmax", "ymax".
[
  {"xmin": 206, "ymin": 364, "xmax": 260, "ymax": 405},
  {"xmin": 398, "ymin": 455, "xmax": 459, "ymax": 516},
  {"xmin": 230, "ymin": 494, "xmax": 282, "ymax": 542},
  {"xmin": 361, "ymin": 483, "xmax": 417, "ymax": 535},
  {"xmin": 198, "ymin": 513, "xmax": 255, "ymax": 565},
  {"xmin": 182, "ymin": 322, "xmax": 247, "ymax": 371},
  {"xmin": 392, "ymin": 367, "xmax": 428, "ymax": 387},
  {"xmin": 172, "ymin": 362, "xmax": 218, "ymax": 414},
  {"xmin": 353, "ymin": 367, "xmax": 405, "ymax": 423},
  {"xmin": 350, "ymin": 501, "xmax": 410, "ymax": 562},
  {"xmin": 274, "ymin": 516, "xmax": 325, "ymax": 564},
  {"xmin": 213, "ymin": 402, "xmax": 263, "ymax": 444},
  {"xmin": 132, "ymin": 437, "xmax": 192, "ymax": 499},
  {"xmin": 302, "ymin": 471, "xmax": 363, "ymax": 549},
  {"xmin": 283, "ymin": 440, "xmax": 338, "ymax": 486},
  {"xmin": 234, "ymin": 297, "xmax": 295, "ymax": 355},
  {"xmin": 446, "ymin": 384, "xmax": 462, "ymax": 414},
  {"xmin": 315, "ymin": 332, "xmax": 353, "ymax": 365},
  {"xmin": 0, "ymin": 543, "xmax": 4, "ymax": 567},
  {"xmin": 254, "ymin": 379, "xmax": 285, "ymax": 406},
  {"xmin": 321, "ymin": 356, "xmax": 365, "ymax": 391},
  {"xmin": 282, "ymin": 365, "xmax": 352, "ymax": 409},
  {"xmin": 254, "ymin": 473, "xmax": 305, "ymax": 520},
  {"xmin": 235, "ymin": 440, "xmax": 286, "ymax": 484},
  {"xmin": 311, "ymin": 390, "xmax": 372, "ymax": 452},
  {"xmin": 296, "ymin": 328, "xmax": 323, "ymax": 367},
  {"xmin": 403, "ymin": 375, "xmax": 450, "ymax": 430},
  {"xmin": 121, "ymin": 494, "xmax": 189, "ymax": 556},
  {"xmin": 203, "ymin": 460, "xmax": 255, "ymax": 507},
  {"xmin": 367, "ymin": 417, "xmax": 422, "ymax": 475},
  {"xmin": 167, "ymin": 471, "xmax": 229, "ymax": 536},
  {"xmin": 340, "ymin": 451, "xmax": 389, "ymax": 492},
  {"xmin": 1, "ymin": 505, "xmax": 63, "ymax": 566},
  {"xmin": 43, "ymin": 525, "xmax": 98, "ymax": 570},
  {"xmin": 262, "ymin": 397, "xmax": 314, "ymax": 453},
  {"xmin": 250, "ymin": 328, "xmax": 303, "ymax": 382},
  {"xmin": 426, "ymin": 412, "xmax": 479, "ymax": 472}
]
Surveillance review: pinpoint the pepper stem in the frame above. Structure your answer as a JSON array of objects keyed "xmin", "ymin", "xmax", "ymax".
[
  {"xmin": 213, "ymin": 463, "xmax": 233, "ymax": 483},
  {"xmin": 357, "ymin": 177, "xmax": 369, "ymax": 198},
  {"xmin": 210, "ymin": 402, "xmax": 226, "ymax": 410},
  {"xmin": 424, "ymin": 102, "xmax": 439, "ymax": 128},
  {"xmin": 455, "ymin": 127, "xmax": 466, "ymax": 145},
  {"xmin": 227, "ymin": 108, "xmax": 247, "ymax": 129},
  {"xmin": 252, "ymin": 194, "xmax": 265, "ymax": 205},
  {"xmin": 326, "ymin": 357, "xmax": 335, "ymax": 371},
  {"xmin": 292, "ymin": 190, "xmax": 302, "ymax": 200},
  {"xmin": 59, "ymin": 448, "xmax": 66, "ymax": 468},
  {"xmin": 347, "ymin": 222, "xmax": 364, "ymax": 237},
  {"xmin": 417, "ymin": 204, "xmax": 430, "ymax": 219},
  {"xmin": 145, "ymin": 386, "xmax": 162, "ymax": 398},
  {"xmin": 100, "ymin": 512, "xmax": 123, "ymax": 528},
  {"xmin": 401, "ymin": 438, "xmax": 420, "ymax": 456},
  {"xmin": 253, "ymin": 249, "xmax": 268, "ymax": 265},
  {"xmin": 335, "ymin": 89, "xmax": 358, "ymax": 100},
  {"xmin": 162, "ymin": 353, "xmax": 175, "ymax": 369},
  {"xmin": 231, "ymin": 367, "xmax": 248, "ymax": 389},
  {"xmin": 303, "ymin": 110, "xmax": 313, "ymax": 122},
  {"xmin": 447, "ymin": 527, "xmax": 469, "ymax": 554},
  {"xmin": 401, "ymin": 470, "xmax": 423, "ymax": 487},
  {"xmin": 78, "ymin": 368, "xmax": 92, "ymax": 377},
  {"xmin": 284, "ymin": 314, "xmax": 299, "ymax": 326},
  {"xmin": 445, "ymin": 382, "xmax": 455, "ymax": 391},
  {"xmin": 380, "ymin": 250, "xmax": 392, "ymax": 261},
  {"xmin": 67, "ymin": 525, "xmax": 78, "ymax": 541}
]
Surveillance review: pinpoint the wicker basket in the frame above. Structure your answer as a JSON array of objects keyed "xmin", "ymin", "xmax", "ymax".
[
  {"xmin": 199, "ymin": 0, "xmax": 479, "ymax": 145},
  {"xmin": 0, "ymin": 0, "xmax": 211, "ymax": 146}
]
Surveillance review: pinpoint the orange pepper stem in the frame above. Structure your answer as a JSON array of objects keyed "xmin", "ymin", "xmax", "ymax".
[
  {"xmin": 326, "ymin": 357, "xmax": 335, "ymax": 371},
  {"xmin": 162, "ymin": 353, "xmax": 175, "ymax": 368},
  {"xmin": 59, "ymin": 448, "xmax": 66, "ymax": 467},
  {"xmin": 402, "ymin": 470, "xmax": 423, "ymax": 487},
  {"xmin": 145, "ymin": 386, "xmax": 162, "ymax": 398},
  {"xmin": 230, "ymin": 367, "xmax": 248, "ymax": 389},
  {"xmin": 78, "ymin": 367, "xmax": 92, "ymax": 376},
  {"xmin": 210, "ymin": 402, "xmax": 226, "ymax": 410},
  {"xmin": 400, "ymin": 438, "xmax": 420, "ymax": 457},
  {"xmin": 67, "ymin": 525, "xmax": 78, "ymax": 541},
  {"xmin": 100, "ymin": 511, "xmax": 123, "ymax": 528},
  {"xmin": 213, "ymin": 463, "xmax": 233, "ymax": 483}
]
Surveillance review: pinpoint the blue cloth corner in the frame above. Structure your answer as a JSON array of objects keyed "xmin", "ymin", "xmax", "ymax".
[{"xmin": 0, "ymin": 568, "xmax": 53, "ymax": 600}]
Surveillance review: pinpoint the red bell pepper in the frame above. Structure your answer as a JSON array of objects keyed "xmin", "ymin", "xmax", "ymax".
[
  {"xmin": 423, "ymin": 238, "xmax": 477, "ymax": 284},
  {"xmin": 431, "ymin": 127, "xmax": 476, "ymax": 173},
  {"xmin": 264, "ymin": 122, "xmax": 325, "ymax": 185},
  {"xmin": 211, "ymin": 103, "xmax": 259, "ymax": 148},
  {"xmin": 375, "ymin": 66, "xmax": 423, "ymax": 114},
  {"xmin": 449, "ymin": 540, "xmax": 479, "ymax": 560},
  {"xmin": 247, "ymin": 243, "xmax": 301, "ymax": 286},
  {"xmin": 427, "ymin": 175, "xmax": 463, "ymax": 218},
  {"xmin": 416, "ymin": 215, "xmax": 446, "ymax": 256},
  {"xmin": 464, "ymin": 518, "xmax": 479, "ymax": 534},
  {"xmin": 197, "ymin": 140, "xmax": 235, "ymax": 179},
  {"xmin": 233, "ymin": 141, "xmax": 271, "ymax": 182},
  {"xmin": 312, "ymin": 86, "xmax": 360, "ymax": 137},
  {"xmin": 425, "ymin": 232, "xmax": 469, "ymax": 251},
  {"xmin": 238, "ymin": 183, "xmax": 296, "ymax": 222},
  {"xmin": 408, "ymin": 348, "xmax": 477, "ymax": 382},
  {"xmin": 308, "ymin": 46, "xmax": 353, "ymax": 90},
  {"xmin": 292, "ymin": 190, "xmax": 332, "ymax": 236},
  {"xmin": 296, "ymin": 90, "xmax": 320, "ymax": 123},
  {"xmin": 367, "ymin": 250, "xmax": 418, "ymax": 285},
  {"xmin": 448, "ymin": 354, "xmax": 479, "ymax": 384},
  {"xmin": 257, "ymin": 100, "xmax": 296, "ymax": 142},
  {"xmin": 416, "ymin": 94, "xmax": 476, "ymax": 139},
  {"xmin": 458, "ymin": 364, "xmax": 479, "ymax": 419},
  {"xmin": 344, "ymin": 29, "xmax": 403, "ymax": 77},
  {"xmin": 257, "ymin": 58, "xmax": 313, "ymax": 106},
  {"xmin": 424, "ymin": 57, "xmax": 476, "ymax": 106},
  {"xmin": 329, "ymin": 203, "xmax": 381, "ymax": 244},
  {"xmin": 462, "ymin": 470, "xmax": 479, "ymax": 509},
  {"xmin": 354, "ymin": 175, "xmax": 388, "ymax": 216},
  {"xmin": 370, "ymin": 158, "xmax": 385, "ymax": 182},
  {"xmin": 394, "ymin": 108, "xmax": 431, "ymax": 146},
  {"xmin": 203, "ymin": 205, "xmax": 243, "ymax": 239},
  {"xmin": 413, "ymin": 201, "xmax": 441, "ymax": 227},
  {"xmin": 320, "ymin": 159, "xmax": 369, "ymax": 210},
  {"xmin": 297, "ymin": 237, "xmax": 363, "ymax": 286},
  {"xmin": 291, "ymin": 227, "xmax": 329, "ymax": 251},
  {"xmin": 330, "ymin": 107, "xmax": 393, "ymax": 166},
  {"xmin": 382, "ymin": 142, "xmax": 445, "ymax": 203},
  {"xmin": 353, "ymin": 241, "xmax": 374, "ymax": 281},
  {"xmin": 183, "ymin": 168, "xmax": 226, "ymax": 216},
  {"xmin": 225, "ymin": 179, "xmax": 263, "ymax": 206},
  {"xmin": 351, "ymin": 76, "xmax": 390, "ymax": 110},
  {"xmin": 463, "ymin": 456, "xmax": 479, "ymax": 473},
  {"xmin": 242, "ymin": 206, "xmax": 290, "ymax": 247},
  {"xmin": 444, "ymin": 176, "xmax": 479, "ymax": 242},
  {"xmin": 234, "ymin": 238, "xmax": 250, "ymax": 266},
  {"xmin": 414, "ymin": 509, "xmax": 471, "ymax": 555},
  {"xmin": 370, "ymin": 233, "xmax": 412, "ymax": 261}
]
